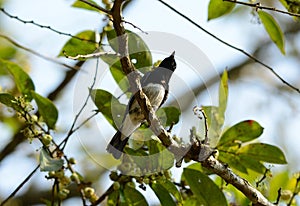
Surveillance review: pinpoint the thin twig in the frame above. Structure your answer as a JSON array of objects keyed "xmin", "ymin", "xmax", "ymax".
[
  {"xmin": 122, "ymin": 20, "xmax": 149, "ymax": 34},
  {"xmin": 71, "ymin": 111, "xmax": 99, "ymax": 134},
  {"xmin": 0, "ymin": 8, "xmax": 98, "ymax": 44},
  {"xmin": 78, "ymin": 0, "xmax": 111, "ymax": 14},
  {"xmin": 274, "ymin": 188, "xmax": 281, "ymax": 205},
  {"xmin": 0, "ymin": 165, "xmax": 40, "ymax": 206},
  {"xmin": 92, "ymin": 184, "xmax": 114, "ymax": 206},
  {"xmin": 63, "ymin": 50, "xmax": 120, "ymax": 60},
  {"xmin": 256, "ymin": 168, "xmax": 270, "ymax": 187},
  {"xmin": 0, "ymin": 34, "xmax": 79, "ymax": 70},
  {"xmin": 59, "ymin": 58, "xmax": 100, "ymax": 150},
  {"xmin": 157, "ymin": 0, "xmax": 300, "ymax": 94},
  {"xmin": 224, "ymin": 0, "xmax": 300, "ymax": 18}
]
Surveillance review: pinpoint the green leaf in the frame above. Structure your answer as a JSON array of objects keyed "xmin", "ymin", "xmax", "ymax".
[
  {"xmin": 239, "ymin": 155, "xmax": 266, "ymax": 174},
  {"xmin": 279, "ymin": 0, "xmax": 300, "ymax": 14},
  {"xmin": 202, "ymin": 106, "xmax": 224, "ymax": 147},
  {"xmin": 31, "ymin": 91, "xmax": 58, "ymax": 129},
  {"xmin": 268, "ymin": 171, "xmax": 290, "ymax": 201},
  {"xmin": 183, "ymin": 168, "xmax": 227, "ymax": 206},
  {"xmin": 218, "ymin": 120, "xmax": 264, "ymax": 147},
  {"xmin": 0, "ymin": 41, "xmax": 17, "ymax": 59},
  {"xmin": 219, "ymin": 70, "xmax": 228, "ymax": 115},
  {"xmin": 238, "ymin": 143, "xmax": 287, "ymax": 164},
  {"xmin": 123, "ymin": 184, "xmax": 148, "ymax": 206},
  {"xmin": 156, "ymin": 106, "xmax": 181, "ymax": 127},
  {"xmin": 147, "ymin": 139, "xmax": 174, "ymax": 171},
  {"xmin": 107, "ymin": 190, "xmax": 120, "ymax": 206},
  {"xmin": 0, "ymin": 93, "xmax": 22, "ymax": 112},
  {"xmin": 110, "ymin": 61, "xmax": 130, "ymax": 93},
  {"xmin": 157, "ymin": 179, "xmax": 183, "ymax": 204},
  {"xmin": 208, "ymin": 0, "xmax": 235, "ymax": 20},
  {"xmin": 106, "ymin": 29, "xmax": 152, "ymax": 70},
  {"xmin": 258, "ymin": 11, "xmax": 285, "ymax": 54},
  {"xmin": 218, "ymin": 151, "xmax": 248, "ymax": 174},
  {"xmin": 99, "ymin": 54, "xmax": 130, "ymax": 94},
  {"xmin": 72, "ymin": 0, "xmax": 101, "ymax": 12},
  {"xmin": 40, "ymin": 148, "xmax": 64, "ymax": 172},
  {"xmin": 59, "ymin": 30, "xmax": 97, "ymax": 57},
  {"xmin": 91, "ymin": 89, "xmax": 126, "ymax": 129},
  {"xmin": 183, "ymin": 196, "xmax": 201, "ymax": 206},
  {"xmin": 150, "ymin": 182, "xmax": 176, "ymax": 206},
  {"xmin": 0, "ymin": 59, "xmax": 35, "ymax": 100}
]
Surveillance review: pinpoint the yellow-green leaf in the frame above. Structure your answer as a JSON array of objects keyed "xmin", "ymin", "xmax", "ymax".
[
  {"xmin": 208, "ymin": 0, "xmax": 235, "ymax": 20},
  {"xmin": 258, "ymin": 11, "xmax": 285, "ymax": 54},
  {"xmin": 72, "ymin": 0, "xmax": 100, "ymax": 12},
  {"xmin": 219, "ymin": 70, "xmax": 228, "ymax": 115}
]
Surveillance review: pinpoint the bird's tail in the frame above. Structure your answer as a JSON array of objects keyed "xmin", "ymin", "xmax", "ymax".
[{"xmin": 106, "ymin": 130, "xmax": 128, "ymax": 159}]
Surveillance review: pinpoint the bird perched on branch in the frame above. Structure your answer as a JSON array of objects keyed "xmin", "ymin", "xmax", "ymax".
[{"xmin": 107, "ymin": 51, "xmax": 177, "ymax": 159}]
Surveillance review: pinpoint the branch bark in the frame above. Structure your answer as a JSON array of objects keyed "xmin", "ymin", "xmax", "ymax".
[{"xmin": 109, "ymin": 1, "xmax": 275, "ymax": 206}]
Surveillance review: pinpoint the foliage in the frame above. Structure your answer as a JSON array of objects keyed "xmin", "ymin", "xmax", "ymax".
[{"xmin": 0, "ymin": 0, "xmax": 300, "ymax": 206}]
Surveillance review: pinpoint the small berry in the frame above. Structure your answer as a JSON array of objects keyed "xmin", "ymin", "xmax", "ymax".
[
  {"xmin": 42, "ymin": 134, "xmax": 52, "ymax": 146},
  {"xmin": 69, "ymin": 157, "xmax": 76, "ymax": 164},
  {"xmin": 113, "ymin": 182, "xmax": 120, "ymax": 190},
  {"xmin": 84, "ymin": 187, "xmax": 95, "ymax": 198}
]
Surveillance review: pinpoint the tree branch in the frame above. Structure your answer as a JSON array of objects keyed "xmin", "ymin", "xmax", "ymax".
[
  {"xmin": 0, "ymin": 8, "xmax": 98, "ymax": 44},
  {"xmin": 224, "ymin": 0, "xmax": 300, "ymax": 18},
  {"xmin": 0, "ymin": 34, "xmax": 78, "ymax": 70},
  {"xmin": 203, "ymin": 156, "xmax": 274, "ymax": 206}
]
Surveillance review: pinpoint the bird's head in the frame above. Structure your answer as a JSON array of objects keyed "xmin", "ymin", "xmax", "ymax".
[{"xmin": 158, "ymin": 51, "xmax": 176, "ymax": 72}]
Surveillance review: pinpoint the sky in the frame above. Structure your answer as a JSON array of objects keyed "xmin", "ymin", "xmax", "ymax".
[{"xmin": 1, "ymin": 0, "xmax": 300, "ymax": 204}]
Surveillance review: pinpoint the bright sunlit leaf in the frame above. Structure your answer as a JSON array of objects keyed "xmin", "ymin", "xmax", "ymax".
[
  {"xmin": 208, "ymin": 0, "xmax": 235, "ymax": 20},
  {"xmin": 219, "ymin": 70, "xmax": 228, "ymax": 115},
  {"xmin": 72, "ymin": 0, "xmax": 101, "ymax": 12},
  {"xmin": 258, "ymin": 11, "xmax": 285, "ymax": 54}
]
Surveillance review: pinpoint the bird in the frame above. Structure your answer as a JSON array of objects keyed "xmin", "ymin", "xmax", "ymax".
[{"xmin": 106, "ymin": 51, "xmax": 177, "ymax": 159}]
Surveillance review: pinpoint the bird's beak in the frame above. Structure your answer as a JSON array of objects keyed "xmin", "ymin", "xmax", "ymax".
[{"xmin": 171, "ymin": 51, "xmax": 175, "ymax": 57}]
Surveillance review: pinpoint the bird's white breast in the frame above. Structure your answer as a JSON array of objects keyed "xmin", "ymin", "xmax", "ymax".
[{"xmin": 143, "ymin": 83, "xmax": 165, "ymax": 110}]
